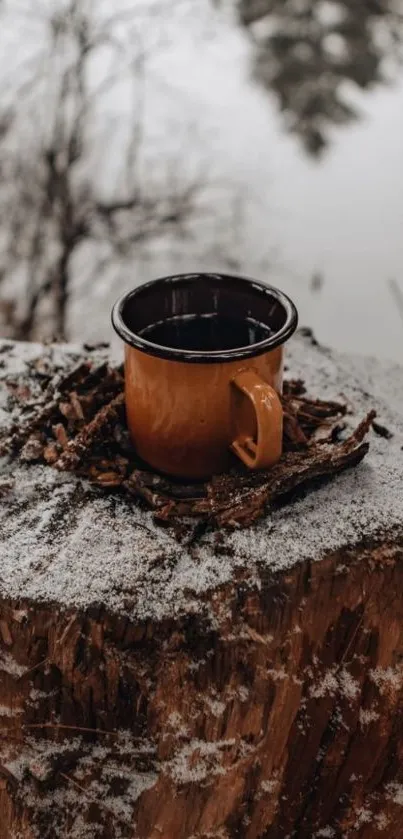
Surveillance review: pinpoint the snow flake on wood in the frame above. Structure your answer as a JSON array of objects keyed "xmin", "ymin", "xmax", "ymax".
[
  {"xmin": 1, "ymin": 732, "xmax": 158, "ymax": 839},
  {"xmin": 385, "ymin": 782, "xmax": 403, "ymax": 807},
  {"xmin": 369, "ymin": 665, "xmax": 403, "ymax": 695},
  {"xmin": 165, "ymin": 738, "xmax": 236, "ymax": 785}
]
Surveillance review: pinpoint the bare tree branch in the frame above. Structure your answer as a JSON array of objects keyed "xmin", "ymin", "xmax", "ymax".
[{"xmin": 0, "ymin": 0, "xmax": 209, "ymax": 341}]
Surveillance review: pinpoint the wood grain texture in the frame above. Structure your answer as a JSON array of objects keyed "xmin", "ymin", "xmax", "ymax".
[
  {"xmin": 1, "ymin": 336, "xmax": 403, "ymax": 837},
  {"xmin": 1, "ymin": 538, "xmax": 403, "ymax": 838}
]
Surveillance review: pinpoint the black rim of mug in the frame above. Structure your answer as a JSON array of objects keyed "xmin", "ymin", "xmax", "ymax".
[{"xmin": 111, "ymin": 273, "xmax": 299, "ymax": 364}]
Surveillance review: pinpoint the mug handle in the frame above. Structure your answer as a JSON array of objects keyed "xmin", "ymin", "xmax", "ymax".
[{"xmin": 230, "ymin": 370, "xmax": 283, "ymax": 470}]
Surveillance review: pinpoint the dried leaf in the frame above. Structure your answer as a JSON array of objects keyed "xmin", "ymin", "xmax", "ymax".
[
  {"xmin": 70, "ymin": 391, "xmax": 85, "ymax": 421},
  {"xmin": 53, "ymin": 423, "xmax": 69, "ymax": 450},
  {"xmin": 43, "ymin": 442, "xmax": 60, "ymax": 464},
  {"xmin": 20, "ymin": 435, "xmax": 44, "ymax": 462},
  {"xmin": 59, "ymin": 401, "xmax": 75, "ymax": 421},
  {"xmin": 93, "ymin": 471, "xmax": 125, "ymax": 488},
  {"xmin": 55, "ymin": 393, "xmax": 125, "ymax": 471}
]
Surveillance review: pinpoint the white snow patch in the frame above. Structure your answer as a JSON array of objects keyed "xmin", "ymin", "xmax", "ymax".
[
  {"xmin": 261, "ymin": 778, "xmax": 279, "ymax": 794},
  {"xmin": 374, "ymin": 812, "xmax": 389, "ymax": 830},
  {"xmin": 309, "ymin": 666, "xmax": 360, "ymax": 701},
  {"xmin": 0, "ymin": 704, "xmax": 23, "ymax": 717},
  {"xmin": 267, "ymin": 668, "xmax": 289, "ymax": 682},
  {"xmin": 338, "ymin": 668, "xmax": 360, "ymax": 701},
  {"xmin": 237, "ymin": 685, "xmax": 250, "ymax": 702},
  {"xmin": 354, "ymin": 807, "xmax": 372, "ymax": 828},
  {"xmin": 359, "ymin": 708, "xmax": 380, "ymax": 726},
  {"xmin": 386, "ymin": 782, "xmax": 403, "ymax": 806},
  {"xmin": 0, "ymin": 651, "xmax": 28, "ymax": 678},
  {"xmin": 0, "ymin": 337, "xmax": 403, "ymax": 622},
  {"xmin": 166, "ymin": 738, "xmax": 235, "ymax": 784},
  {"xmin": 205, "ymin": 697, "xmax": 226, "ymax": 717},
  {"xmin": 369, "ymin": 666, "xmax": 403, "ymax": 694},
  {"xmin": 4, "ymin": 732, "xmax": 158, "ymax": 838},
  {"xmin": 309, "ymin": 669, "xmax": 339, "ymax": 699}
]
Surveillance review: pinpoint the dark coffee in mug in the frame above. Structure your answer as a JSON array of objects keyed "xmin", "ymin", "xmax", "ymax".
[
  {"xmin": 112, "ymin": 273, "xmax": 298, "ymax": 479},
  {"xmin": 139, "ymin": 314, "xmax": 273, "ymax": 352}
]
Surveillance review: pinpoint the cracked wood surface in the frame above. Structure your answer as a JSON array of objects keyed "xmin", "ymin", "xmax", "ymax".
[{"xmin": 1, "ymin": 541, "xmax": 403, "ymax": 837}]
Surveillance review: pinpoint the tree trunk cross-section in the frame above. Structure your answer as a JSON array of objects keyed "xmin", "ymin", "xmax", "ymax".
[{"xmin": 0, "ymin": 333, "xmax": 403, "ymax": 838}]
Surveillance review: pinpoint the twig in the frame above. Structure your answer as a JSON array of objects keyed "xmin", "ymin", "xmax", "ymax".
[
  {"xmin": 59, "ymin": 770, "xmax": 133, "ymax": 830},
  {"xmin": 18, "ymin": 658, "xmax": 49, "ymax": 681},
  {"xmin": 55, "ymin": 393, "xmax": 125, "ymax": 471},
  {"xmin": 59, "ymin": 771, "xmax": 88, "ymax": 795},
  {"xmin": 23, "ymin": 723, "xmax": 118, "ymax": 736}
]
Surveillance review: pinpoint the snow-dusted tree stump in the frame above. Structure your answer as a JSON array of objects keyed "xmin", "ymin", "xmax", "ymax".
[{"xmin": 1, "ymin": 334, "xmax": 403, "ymax": 839}]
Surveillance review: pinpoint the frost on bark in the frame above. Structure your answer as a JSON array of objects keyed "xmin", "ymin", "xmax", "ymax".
[{"xmin": 0, "ymin": 332, "xmax": 403, "ymax": 838}]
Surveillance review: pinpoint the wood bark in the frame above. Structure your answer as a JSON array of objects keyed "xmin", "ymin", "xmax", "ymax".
[
  {"xmin": 1, "ymin": 335, "xmax": 403, "ymax": 838},
  {"xmin": 1, "ymin": 538, "xmax": 403, "ymax": 838}
]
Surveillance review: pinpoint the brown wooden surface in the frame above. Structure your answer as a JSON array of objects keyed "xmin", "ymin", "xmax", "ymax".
[
  {"xmin": 2, "ymin": 537, "xmax": 403, "ymax": 838},
  {"xmin": 1, "ymin": 336, "xmax": 403, "ymax": 838}
]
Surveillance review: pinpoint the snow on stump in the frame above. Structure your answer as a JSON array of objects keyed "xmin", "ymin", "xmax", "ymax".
[{"xmin": 0, "ymin": 332, "xmax": 403, "ymax": 839}]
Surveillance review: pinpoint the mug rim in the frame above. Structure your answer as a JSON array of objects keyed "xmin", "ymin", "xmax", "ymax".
[{"xmin": 111, "ymin": 273, "xmax": 299, "ymax": 364}]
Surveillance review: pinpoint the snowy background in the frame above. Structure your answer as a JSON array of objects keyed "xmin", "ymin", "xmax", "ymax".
[{"xmin": 0, "ymin": 0, "xmax": 402, "ymax": 361}]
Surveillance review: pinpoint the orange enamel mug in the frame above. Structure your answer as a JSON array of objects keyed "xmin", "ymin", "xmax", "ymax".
[{"xmin": 112, "ymin": 274, "xmax": 298, "ymax": 480}]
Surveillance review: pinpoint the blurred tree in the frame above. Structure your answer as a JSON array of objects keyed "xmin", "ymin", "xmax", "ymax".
[
  {"xmin": 236, "ymin": 0, "xmax": 403, "ymax": 153},
  {"xmin": 0, "ymin": 0, "xmax": 207, "ymax": 341}
]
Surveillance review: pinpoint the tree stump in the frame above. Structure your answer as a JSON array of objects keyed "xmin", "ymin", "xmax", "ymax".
[{"xmin": 0, "ymin": 333, "xmax": 403, "ymax": 839}]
